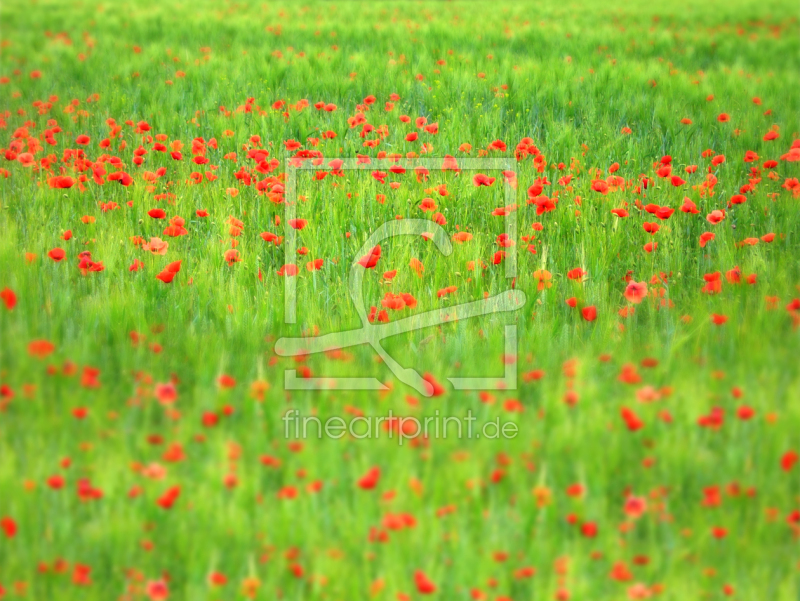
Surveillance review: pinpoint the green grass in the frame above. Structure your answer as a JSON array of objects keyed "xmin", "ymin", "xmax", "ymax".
[{"xmin": 1, "ymin": 0, "xmax": 800, "ymax": 599}]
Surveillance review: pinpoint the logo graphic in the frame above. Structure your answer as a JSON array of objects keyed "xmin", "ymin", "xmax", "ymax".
[{"xmin": 274, "ymin": 159, "xmax": 527, "ymax": 397}]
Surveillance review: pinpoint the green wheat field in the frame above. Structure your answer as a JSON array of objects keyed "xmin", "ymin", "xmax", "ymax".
[{"xmin": 1, "ymin": 0, "xmax": 799, "ymax": 599}]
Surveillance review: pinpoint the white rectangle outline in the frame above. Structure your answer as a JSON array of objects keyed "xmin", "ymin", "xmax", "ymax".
[{"xmin": 281, "ymin": 158, "xmax": 520, "ymax": 392}]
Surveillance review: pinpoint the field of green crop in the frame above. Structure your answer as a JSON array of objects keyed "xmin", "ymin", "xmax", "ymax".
[{"xmin": 1, "ymin": 0, "xmax": 799, "ymax": 599}]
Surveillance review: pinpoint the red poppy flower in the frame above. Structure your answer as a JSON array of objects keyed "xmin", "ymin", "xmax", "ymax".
[
  {"xmin": 358, "ymin": 467, "xmax": 380, "ymax": 490},
  {"xmin": 624, "ymin": 281, "xmax": 647, "ymax": 304},
  {"xmin": 414, "ymin": 571, "xmax": 436, "ymax": 595},
  {"xmin": 357, "ymin": 245, "xmax": 381, "ymax": 269},
  {"xmin": 48, "ymin": 248, "xmax": 66, "ymax": 262},
  {"xmin": 0, "ymin": 288, "xmax": 17, "ymax": 311}
]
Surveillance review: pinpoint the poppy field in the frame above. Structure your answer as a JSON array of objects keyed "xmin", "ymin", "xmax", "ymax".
[{"xmin": 1, "ymin": 0, "xmax": 800, "ymax": 599}]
